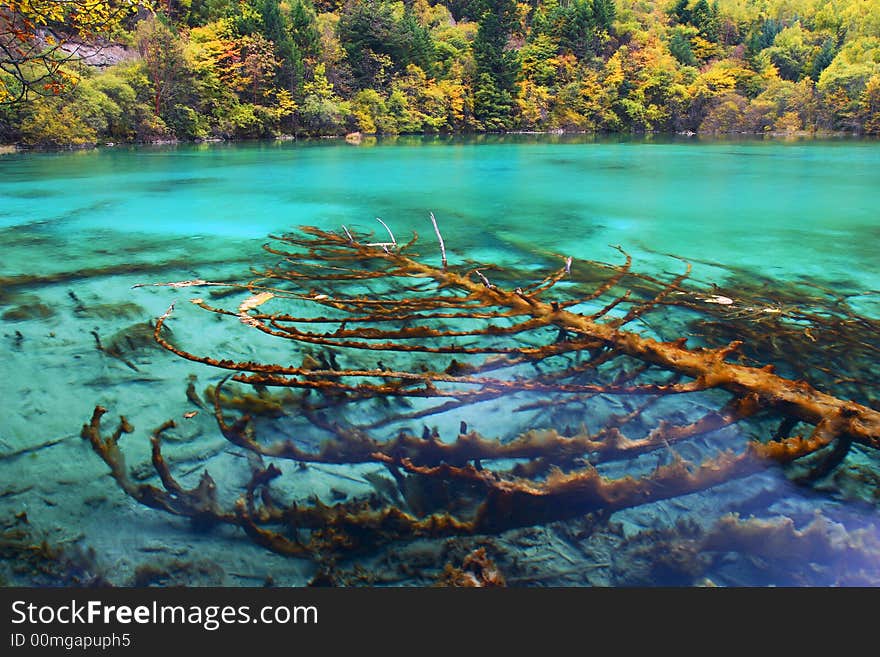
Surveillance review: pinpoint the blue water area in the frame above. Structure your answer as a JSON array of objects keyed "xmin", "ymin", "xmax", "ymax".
[
  {"xmin": 1, "ymin": 135, "xmax": 878, "ymax": 587},
  {"xmin": 3, "ymin": 137, "xmax": 879, "ymax": 285}
]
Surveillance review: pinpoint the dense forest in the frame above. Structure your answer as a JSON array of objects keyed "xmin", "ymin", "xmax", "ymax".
[{"xmin": 1, "ymin": 0, "xmax": 879, "ymax": 146}]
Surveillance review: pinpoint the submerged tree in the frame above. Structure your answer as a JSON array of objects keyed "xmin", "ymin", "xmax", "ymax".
[{"xmin": 83, "ymin": 219, "xmax": 880, "ymax": 561}]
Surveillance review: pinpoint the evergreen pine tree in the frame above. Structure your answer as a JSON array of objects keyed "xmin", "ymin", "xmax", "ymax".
[{"xmin": 472, "ymin": 0, "xmax": 520, "ymax": 130}]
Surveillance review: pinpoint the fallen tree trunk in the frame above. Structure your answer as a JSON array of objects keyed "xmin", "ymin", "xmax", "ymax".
[{"xmin": 82, "ymin": 221, "xmax": 880, "ymax": 558}]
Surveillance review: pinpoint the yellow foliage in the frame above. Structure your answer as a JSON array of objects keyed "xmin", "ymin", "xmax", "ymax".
[
  {"xmin": 773, "ymin": 110, "xmax": 802, "ymax": 133},
  {"xmin": 691, "ymin": 63, "xmax": 738, "ymax": 98},
  {"xmin": 603, "ymin": 51, "xmax": 625, "ymax": 89},
  {"xmin": 316, "ymin": 12, "xmax": 347, "ymax": 68},
  {"xmin": 516, "ymin": 80, "xmax": 551, "ymax": 128},
  {"xmin": 553, "ymin": 54, "xmax": 578, "ymax": 83},
  {"xmin": 515, "ymin": 2, "xmax": 533, "ymax": 32},
  {"xmin": 2, "ymin": 0, "xmax": 151, "ymax": 101},
  {"xmin": 690, "ymin": 36, "xmax": 719, "ymax": 62},
  {"xmin": 860, "ymin": 73, "xmax": 880, "ymax": 134},
  {"xmin": 4, "ymin": 0, "xmax": 141, "ymax": 37}
]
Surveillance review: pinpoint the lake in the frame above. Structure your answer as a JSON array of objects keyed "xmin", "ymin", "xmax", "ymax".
[{"xmin": 1, "ymin": 135, "xmax": 879, "ymax": 586}]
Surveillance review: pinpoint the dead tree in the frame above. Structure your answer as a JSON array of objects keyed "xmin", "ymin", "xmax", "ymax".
[{"xmin": 83, "ymin": 221, "xmax": 880, "ymax": 558}]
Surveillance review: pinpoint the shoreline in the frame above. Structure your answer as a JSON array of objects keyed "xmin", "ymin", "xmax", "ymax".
[{"xmin": 1, "ymin": 129, "xmax": 869, "ymax": 153}]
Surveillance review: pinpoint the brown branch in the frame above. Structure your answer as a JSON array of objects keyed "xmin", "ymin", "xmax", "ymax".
[{"xmin": 77, "ymin": 223, "xmax": 880, "ymax": 563}]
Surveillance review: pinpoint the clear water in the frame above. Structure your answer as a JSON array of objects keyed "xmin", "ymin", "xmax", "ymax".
[
  {"xmin": 4, "ymin": 136, "xmax": 879, "ymax": 284},
  {"xmin": 1, "ymin": 135, "xmax": 879, "ymax": 586}
]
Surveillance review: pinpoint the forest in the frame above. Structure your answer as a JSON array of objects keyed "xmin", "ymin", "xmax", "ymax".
[{"xmin": 1, "ymin": 0, "xmax": 879, "ymax": 145}]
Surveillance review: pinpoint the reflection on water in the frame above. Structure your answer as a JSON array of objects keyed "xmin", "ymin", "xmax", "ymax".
[{"xmin": 1, "ymin": 137, "xmax": 878, "ymax": 587}]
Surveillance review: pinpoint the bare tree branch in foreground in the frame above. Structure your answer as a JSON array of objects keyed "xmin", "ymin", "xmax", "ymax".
[{"xmin": 83, "ymin": 221, "xmax": 880, "ymax": 560}]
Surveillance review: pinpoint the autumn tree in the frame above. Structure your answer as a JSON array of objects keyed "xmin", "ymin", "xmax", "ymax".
[
  {"xmin": 0, "ymin": 0, "xmax": 143, "ymax": 103},
  {"xmin": 859, "ymin": 74, "xmax": 880, "ymax": 134},
  {"xmin": 817, "ymin": 36, "xmax": 880, "ymax": 131},
  {"xmin": 135, "ymin": 14, "xmax": 187, "ymax": 116},
  {"xmin": 298, "ymin": 61, "xmax": 350, "ymax": 133},
  {"xmin": 3, "ymin": 0, "xmax": 879, "ymax": 142},
  {"xmin": 389, "ymin": 62, "xmax": 469, "ymax": 132}
]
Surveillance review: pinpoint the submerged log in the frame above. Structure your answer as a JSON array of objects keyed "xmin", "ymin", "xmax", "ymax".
[{"xmin": 82, "ymin": 222, "xmax": 880, "ymax": 559}]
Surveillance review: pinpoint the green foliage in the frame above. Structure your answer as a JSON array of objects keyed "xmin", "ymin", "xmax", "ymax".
[
  {"xmin": 473, "ymin": 0, "xmax": 520, "ymax": 129},
  {"xmin": 337, "ymin": 1, "xmax": 434, "ymax": 89},
  {"xmin": 134, "ymin": 14, "xmax": 188, "ymax": 115},
  {"xmin": 593, "ymin": 0, "xmax": 617, "ymax": 33},
  {"xmin": 0, "ymin": 0, "xmax": 145, "ymax": 103},
  {"xmin": 520, "ymin": 35, "xmax": 559, "ymax": 87},
  {"xmin": 768, "ymin": 23, "xmax": 815, "ymax": 81},
  {"xmin": 17, "ymin": 69, "xmax": 168, "ymax": 146},
  {"xmin": 817, "ymin": 36, "xmax": 880, "ymax": 130},
  {"xmin": 185, "ymin": 0, "xmax": 233, "ymax": 26},
  {"xmin": 546, "ymin": 0, "xmax": 598, "ymax": 58},
  {"xmin": 18, "ymin": 96, "xmax": 99, "ymax": 147},
  {"xmin": 299, "ymin": 62, "xmax": 351, "ymax": 134},
  {"xmin": 668, "ymin": 26, "xmax": 698, "ymax": 66},
  {"xmin": 474, "ymin": 72, "xmax": 515, "ymax": 130},
  {"xmin": 670, "ymin": 0, "xmax": 717, "ymax": 41},
  {"xmin": 689, "ymin": 0, "xmax": 718, "ymax": 41},
  {"xmin": 3, "ymin": 0, "xmax": 878, "ymax": 145},
  {"xmin": 351, "ymin": 88, "xmax": 397, "ymax": 133},
  {"xmin": 88, "ymin": 68, "xmax": 164, "ymax": 141},
  {"xmin": 811, "ymin": 39, "xmax": 837, "ymax": 82},
  {"xmin": 818, "ymin": 37, "xmax": 880, "ymax": 97},
  {"xmin": 289, "ymin": 0, "xmax": 322, "ymax": 59},
  {"xmin": 671, "ymin": 0, "xmax": 690, "ymax": 24}
]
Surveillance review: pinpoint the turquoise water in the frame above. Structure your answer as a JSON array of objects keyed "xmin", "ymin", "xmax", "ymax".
[
  {"xmin": 1, "ymin": 136, "xmax": 879, "ymax": 586},
  {"xmin": 3, "ymin": 136, "xmax": 879, "ymax": 286}
]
